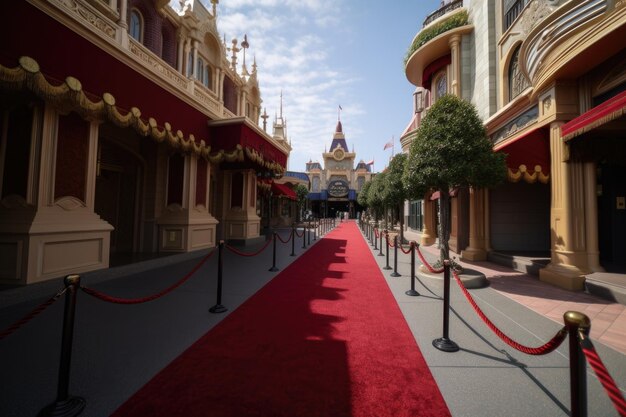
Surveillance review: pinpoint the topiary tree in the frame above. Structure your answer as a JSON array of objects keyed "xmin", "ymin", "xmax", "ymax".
[
  {"xmin": 357, "ymin": 180, "xmax": 372, "ymax": 220},
  {"xmin": 383, "ymin": 153, "xmax": 408, "ymax": 241},
  {"xmin": 403, "ymin": 95, "xmax": 507, "ymax": 262},
  {"xmin": 294, "ymin": 184, "xmax": 309, "ymax": 221}
]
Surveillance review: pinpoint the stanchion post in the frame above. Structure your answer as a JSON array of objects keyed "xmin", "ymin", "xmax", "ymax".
[
  {"xmin": 405, "ymin": 242, "xmax": 420, "ymax": 297},
  {"xmin": 383, "ymin": 231, "xmax": 391, "ymax": 270},
  {"xmin": 378, "ymin": 229, "xmax": 384, "ymax": 256},
  {"xmin": 374, "ymin": 228, "xmax": 378, "ymax": 250},
  {"xmin": 313, "ymin": 221, "xmax": 317, "ymax": 241},
  {"xmin": 269, "ymin": 232, "xmax": 279, "ymax": 272},
  {"xmin": 290, "ymin": 225, "xmax": 296, "ymax": 256},
  {"xmin": 302, "ymin": 225, "xmax": 306, "ymax": 249},
  {"xmin": 432, "ymin": 260, "xmax": 459, "ymax": 352},
  {"xmin": 564, "ymin": 311, "xmax": 590, "ymax": 417},
  {"xmin": 40, "ymin": 275, "xmax": 86, "ymax": 417},
  {"xmin": 391, "ymin": 235, "xmax": 401, "ymax": 277},
  {"xmin": 209, "ymin": 241, "xmax": 227, "ymax": 314},
  {"xmin": 307, "ymin": 221, "xmax": 311, "ymax": 245}
]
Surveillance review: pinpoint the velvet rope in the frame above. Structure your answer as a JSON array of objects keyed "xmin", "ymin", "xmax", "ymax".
[
  {"xmin": 295, "ymin": 229, "xmax": 305, "ymax": 238},
  {"xmin": 452, "ymin": 270, "xmax": 567, "ymax": 355},
  {"xmin": 276, "ymin": 231, "xmax": 292, "ymax": 244},
  {"xmin": 0, "ymin": 287, "xmax": 67, "ymax": 340},
  {"xmin": 399, "ymin": 241, "xmax": 413, "ymax": 255},
  {"xmin": 225, "ymin": 238, "xmax": 272, "ymax": 257},
  {"xmin": 580, "ymin": 334, "xmax": 626, "ymax": 416},
  {"xmin": 416, "ymin": 246, "xmax": 445, "ymax": 273},
  {"xmin": 374, "ymin": 228, "xmax": 379, "ymax": 238},
  {"xmin": 386, "ymin": 234, "xmax": 395, "ymax": 248},
  {"xmin": 81, "ymin": 251, "xmax": 214, "ymax": 304}
]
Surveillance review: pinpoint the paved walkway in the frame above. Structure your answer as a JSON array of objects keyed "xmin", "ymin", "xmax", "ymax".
[{"xmin": 0, "ymin": 220, "xmax": 624, "ymax": 416}]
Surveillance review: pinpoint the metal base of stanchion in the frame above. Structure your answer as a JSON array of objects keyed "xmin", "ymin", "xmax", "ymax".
[
  {"xmin": 268, "ymin": 266, "xmax": 279, "ymax": 272},
  {"xmin": 405, "ymin": 289, "xmax": 420, "ymax": 296},
  {"xmin": 432, "ymin": 337, "xmax": 459, "ymax": 352},
  {"xmin": 390, "ymin": 272, "xmax": 401, "ymax": 277},
  {"xmin": 209, "ymin": 304, "xmax": 228, "ymax": 314},
  {"xmin": 383, "ymin": 265, "xmax": 392, "ymax": 270},
  {"xmin": 39, "ymin": 396, "xmax": 85, "ymax": 417},
  {"xmin": 377, "ymin": 252, "xmax": 384, "ymax": 257}
]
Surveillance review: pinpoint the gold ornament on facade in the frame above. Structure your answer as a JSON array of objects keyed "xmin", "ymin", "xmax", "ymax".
[{"xmin": 507, "ymin": 164, "xmax": 549, "ymax": 184}]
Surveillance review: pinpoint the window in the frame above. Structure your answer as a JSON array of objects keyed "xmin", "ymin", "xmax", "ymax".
[
  {"xmin": 187, "ymin": 53, "xmax": 193, "ymax": 78},
  {"xmin": 130, "ymin": 9, "xmax": 143, "ymax": 43},
  {"xmin": 508, "ymin": 45, "xmax": 529, "ymax": 101},
  {"xmin": 197, "ymin": 58, "xmax": 204, "ymax": 83},
  {"xmin": 203, "ymin": 65, "xmax": 211, "ymax": 89},
  {"xmin": 433, "ymin": 71, "xmax": 447, "ymax": 102}
]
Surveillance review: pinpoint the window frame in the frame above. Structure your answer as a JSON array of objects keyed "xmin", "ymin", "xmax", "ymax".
[{"xmin": 129, "ymin": 8, "xmax": 144, "ymax": 43}]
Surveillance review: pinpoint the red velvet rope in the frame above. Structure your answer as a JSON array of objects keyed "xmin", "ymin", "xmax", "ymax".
[
  {"xmin": 225, "ymin": 238, "xmax": 272, "ymax": 257},
  {"xmin": 416, "ymin": 246, "xmax": 445, "ymax": 273},
  {"xmin": 452, "ymin": 270, "xmax": 567, "ymax": 355},
  {"xmin": 374, "ymin": 228, "xmax": 379, "ymax": 238},
  {"xmin": 386, "ymin": 234, "xmax": 395, "ymax": 248},
  {"xmin": 80, "ymin": 251, "xmax": 214, "ymax": 304},
  {"xmin": 295, "ymin": 229, "xmax": 305, "ymax": 238},
  {"xmin": 398, "ymin": 241, "xmax": 413, "ymax": 255},
  {"xmin": 276, "ymin": 231, "xmax": 292, "ymax": 244},
  {"xmin": 580, "ymin": 335, "xmax": 626, "ymax": 416},
  {"xmin": 0, "ymin": 287, "xmax": 67, "ymax": 340}
]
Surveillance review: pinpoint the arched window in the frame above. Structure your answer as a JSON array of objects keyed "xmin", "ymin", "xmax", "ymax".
[
  {"xmin": 204, "ymin": 65, "xmax": 212, "ymax": 89},
  {"xmin": 508, "ymin": 45, "xmax": 530, "ymax": 101},
  {"xmin": 433, "ymin": 71, "xmax": 447, "ymax": 102},
  {"xmin": 312, "ymin": 177, "xmax": 320, "ymax": 192},
  {"xmin": 130, "ymin": 9, "xmax": 143, "ymax": 43},
  {"xmin": 196, "ymin": 58, "xmax": 204, "ymax": 83}
]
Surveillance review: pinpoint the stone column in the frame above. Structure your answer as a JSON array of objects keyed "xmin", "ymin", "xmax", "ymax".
[
  {"xmin": 176, "ymin": 32, "xmax": 185, "ymax": 73},
  {"xmin": 449, "ymin": 34, "xmax": 461, "ymax": 96},
  {"xmin": 223, "ymin": 170, "xmax": 261, "ymax": 244},
  {"xmin": 118, "ymin": 0, "xmax": 128, "ymax": 29},
  {"xmin": 584, "ymin": 161, "xmax": 603, "ymax": 272},
  {"xmin": 421, "ymin": 194, "xmax": 437, "ymax": 246},
  {"xmin": 539, "ymin": 122, "xmax": 586, "ymax": 290},
  {"xmin": 191, "ymin": 40, "xmax": 199, "ymax": 79},
  {"xmin": 461, "ymin": 187, "xmax": 487, "ymax": 261}
]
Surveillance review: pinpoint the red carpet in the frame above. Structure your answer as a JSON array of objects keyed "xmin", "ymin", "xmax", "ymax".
[{"xmin": 113, "ymin": 221, "xmax": 451, "ymax": 417}]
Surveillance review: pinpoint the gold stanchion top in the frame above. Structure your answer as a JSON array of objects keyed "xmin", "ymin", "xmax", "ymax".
[
  {"xmin": 563, "ymin": 311, "xmax": 591, "ymax": 329},
  {"xmin": 64, "ymin": 274, "xmax": 81, "ymax": 286}
]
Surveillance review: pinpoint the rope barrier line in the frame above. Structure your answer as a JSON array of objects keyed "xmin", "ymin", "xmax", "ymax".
[
  {"xmin": 276, "ymin": 231, "xmax": 292, "ymax": 244},
  {"xmin": 0, "ymin": 287, "xmax": 67, "ymax": 341},
  {"xmin": 579, "ymin": 334, "xmax": 626, "ymax": 416},
  {"xmin": 386, "ymin": 234, "xmax": 395, "ymax": 248},
  {"xmin": 225, "ymin": 238, "xmax": 272, "ymax": 257},
  {"xmin": 81, "ymin": 250, "xmax": 215, "ymax": 304},
  {"xmin": 452, "ymin": 270, "xmax": 567, "ymax": 355},
  {"xmin": 398, "ymin": 241, "xmax": 414, "ymax": 255},
  {"xmin": 374, "ymin": 228, "xmax": 379, "ymax": 238},
  {"xmin": 294, "ymin": 229, "xmax": 305, "ymax": 238},
  {"xmin": 416, "ymin": 246, "xmax": 444, "ymax": 273}
]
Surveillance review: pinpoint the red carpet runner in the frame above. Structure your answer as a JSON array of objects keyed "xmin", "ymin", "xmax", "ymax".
[{"xmin": 113, "ymin": 221, "xmax": 451, "ymax": 417}]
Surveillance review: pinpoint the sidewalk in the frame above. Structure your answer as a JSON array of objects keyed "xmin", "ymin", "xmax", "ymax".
[
  {"xmin": 1, "ymin": 221, "xmax": 624, "ymax": 417},
  {"xmin": 401, "ymin": 228, "xmax": 626, "ymax": 356}
]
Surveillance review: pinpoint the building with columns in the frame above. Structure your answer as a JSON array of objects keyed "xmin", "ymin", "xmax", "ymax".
[
  {"xmin": 306, "ymin": 119, "xmax": 373, "ymax": 219},
  {"xmin": 0, "ymin": 0, "xmax": 291, "ymax": 285},
  {"xmin": 402, "ymin": 0, "xmax": 625, "ymax": 294}
]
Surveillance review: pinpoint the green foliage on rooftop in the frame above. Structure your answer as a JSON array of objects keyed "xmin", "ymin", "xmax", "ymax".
[{"xmin": 404, "ymin": 10, "xmax": 469, "ymax": 66}]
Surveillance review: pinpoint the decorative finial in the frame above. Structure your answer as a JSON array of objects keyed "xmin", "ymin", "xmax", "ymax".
[
  {"xmin": 229, "ymin": 38, "xmax": 240, "ymax": 71},
  {"xmin": 252, "ymin": 55, "xmax": 257, "ymax": 75},
  {"xmin": 261, "ymin": 108, "xmax": 269, "ymax": 132},
  {"xmin": 280, "ymin": 90, "xmax": 283, "ymax": 119},
  {"xmin": 211, "ymin": 0, "xmax": 218, "ymax": 16},
  {"xmin": 241, "ymin": 34, "xmax": 249, "ymax": 77}
]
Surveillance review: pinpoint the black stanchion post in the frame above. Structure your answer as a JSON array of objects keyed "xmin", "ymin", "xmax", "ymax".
[
  {"xmin": 405, "ymin": 242, "xmax": 420, "ymax": 297},
  {"xmin": 209, "ymin": 241, "xmax": 227, "ymax": 314},
  {"xmin": 302, "ymin": 225, "xmax": 306, "ymax": 249},
  {"xmin": 40, "ymin": 275, "xmax": 86, "ymax": 417},
  {"xmin": 383, "ymin": 231, "xmax": 391, "ymax": 270},
  {"xmin": 391, "ymin": 235, "xmax": 401, "ymax": 277},
  {"xmin": 564, "ymin": 311, "xmax": 590, "ymax": 417},
  {"xmin": 307, "ymin": 221, "xmax": 311, "ymax": 245},
  {"xmin": 378, "ymin": 229, "xmax": 384, "ymax": 256},
  {"xmin": 313, "ymin": 221, "xmax": 317, "ymax": 241},
  {"xmin": 269, "ymin": 232, "xmax": 279, "ymax": 272},
  {"xmin": 290, "ymin": 225, "xmax": 296, "ymax": 256},
  {"xmin": 433, "ymin": 260, "xmax": 459, "ymax": 352},
  {"xmin": 374, "ymin": 228, "xmax": 378, "ymax": 250}
]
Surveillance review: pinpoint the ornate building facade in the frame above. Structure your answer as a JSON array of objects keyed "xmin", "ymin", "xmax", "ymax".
[
  {"xmin": 306, "ymin": 120, "xmax": 373, "ymax": 218},
  {"xmin": 402, "ymin": 0, "xmax": 626, "ymax": 292},
  {"xmin": 0, "ymin": 0, "xmax": 291, "ymax": 285}
]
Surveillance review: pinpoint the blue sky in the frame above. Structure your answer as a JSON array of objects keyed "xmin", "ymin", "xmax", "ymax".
[{"xmin": 212, "ymin": 0, "xmax": 442, "ymax": 172}]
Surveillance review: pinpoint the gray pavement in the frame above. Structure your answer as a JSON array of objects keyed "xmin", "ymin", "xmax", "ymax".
[{"xmin": 0, "ymin": 221, "xmax": 624, "ymax": 417}]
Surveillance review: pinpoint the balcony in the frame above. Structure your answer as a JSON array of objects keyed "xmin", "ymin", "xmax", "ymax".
[{"xmin": 423, "ymin": 0, "xmax": 464, "ymax": 27}]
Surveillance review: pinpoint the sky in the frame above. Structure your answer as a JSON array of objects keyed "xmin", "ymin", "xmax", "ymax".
[{"xmin": 209, "ymin": 0, "xmax": 442, "ymax": 173}]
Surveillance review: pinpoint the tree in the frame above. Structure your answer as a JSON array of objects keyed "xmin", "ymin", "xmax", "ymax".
[
  {"xmin": 357, "ymin": 180, "xmax": 372, "ymax": 219},
  {"xmin": 383, "ymin": 153, "xmax": 408, "ymax": 241},
  {"xmin": 367, "ymin": 172, "xmax": 387, "ymax": 224},
  {"xmin": 294, "ymin": 184, "xmax": 309, "ymax": 221},
  {"xmin": 403, "ymin": 95, "xmax": 507, "ymax": 261}
]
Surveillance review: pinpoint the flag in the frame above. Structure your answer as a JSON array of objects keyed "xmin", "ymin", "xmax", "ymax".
[
  {"xmin": 383, "ymin": 139, "xmax": 393, "ymax": 150},
  {"xmin": 366, "ymin": 159, "xmax": 374, "ymax": 165}
]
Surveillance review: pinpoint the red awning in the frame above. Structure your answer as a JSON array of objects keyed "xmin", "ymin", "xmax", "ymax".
[
  {"xmin": 429, "ymin": 189, "xmax": 458, "ymax": 200},
  {"xmin": 271, "ymin": 183, "xmax": 296, "ymax": 200},
  {"xmin": 209, "ymin": 119, "xmax": 288, "ymax": 169},
  {"xmin": 494, "ymin": 128, "xmax": 550, "ymax": 184},
  {"xmin": 561, "ymin": 90, "xmax": 626, "ymax": 141}
]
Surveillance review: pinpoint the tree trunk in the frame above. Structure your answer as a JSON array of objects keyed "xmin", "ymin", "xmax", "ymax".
[
  {"xmin": 399, "ymin": 201, "xmax": 405, "ymax": 243},
  {"xmin": 439, "ymin": 190, "xmax": 451, "ymax": 262}
]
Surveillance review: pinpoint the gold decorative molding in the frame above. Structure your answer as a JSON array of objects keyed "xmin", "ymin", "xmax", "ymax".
[
  {"xmin": 128, "ymin": 40, "xmax": 190, "ymax": 90},
  {"xmin": 244, "ymin": 147, "xmax": 285, "ymax": 176},
  {"xmin": 507, "ymin": 164, "xmax": 550, "ymax": 184},
  {"xmin": 0, "ymin": 56, "xmax": 240, "ymax": 163},
  {"xmin": 51, "ymin": 0, "xmax": 117, "ymax": 39}
]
